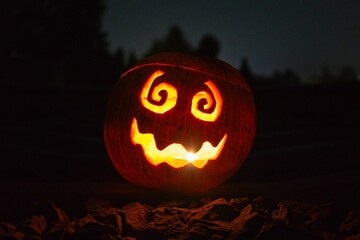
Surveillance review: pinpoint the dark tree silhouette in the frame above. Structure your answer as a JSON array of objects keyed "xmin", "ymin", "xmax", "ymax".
[
  {"xmin": 109, "ymin": 47, "xmax": 126, "ymax": 81},
  {"xmin": 126, "ymin": 51, "xmax": 138, "ymax": 69},
  {"xmin": 239, "ymin": 58, "xmax": 256, "ymax": 86},
  {"xmin": 1, "ymin": 0, "xmax": 111, "ymax": 86},
  {"xmin": 308, "ymin": 65, "xmax": 358, "ymax": 85},
  {"xmin": 271, "ymin": 68, "xmax": 301, "ymax": 86},
  {"xmin": 197, "ymin": 34, "xmax": 220, "ymax": 58},
  {"xmin": 319, "ymin": 65, "xmax": 335, "ymax": 83},
  {"xmin": 164, "ymin": 26, "xmax": 193, "ymax": 52},
  {"xmin": 144, "ymin": 26, "xmax": 192, "ymax": 57},
  {"xmin": 337, "ymin": 66, "xmax": 357, "ymax": 82}
]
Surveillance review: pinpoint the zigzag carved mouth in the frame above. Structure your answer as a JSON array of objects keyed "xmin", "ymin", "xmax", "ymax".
[{"xmin": 130, "ymin": 118, "xmax": 227, "ymax": 168}]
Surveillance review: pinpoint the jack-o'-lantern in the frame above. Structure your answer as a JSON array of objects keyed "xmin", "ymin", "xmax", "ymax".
[{"xmin": 104, "ymin": 52, "xmax": 256, "ymax": 192}]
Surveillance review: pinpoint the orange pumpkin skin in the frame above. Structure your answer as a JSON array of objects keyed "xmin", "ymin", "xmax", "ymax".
[{"xmin": 104, "ymin": 52, "xmax": 256, "ymax": 192}]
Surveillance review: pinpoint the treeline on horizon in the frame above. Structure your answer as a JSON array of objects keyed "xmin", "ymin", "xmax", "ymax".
[{"xmin": 2, "ymin": 0, "xmax": 358, "ymax": 88}]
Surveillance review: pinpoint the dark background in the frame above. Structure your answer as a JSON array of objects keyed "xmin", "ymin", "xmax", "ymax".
[
  {"xmin": 1, "ymin": 0, "xmax": 359, "ymax": 189},
  {"xmin": 103, "ymin": 0, "xmax": 360, "ymax": 80}
]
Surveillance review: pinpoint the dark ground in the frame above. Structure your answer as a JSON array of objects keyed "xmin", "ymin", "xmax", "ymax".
[{"xmin": 0, "ymin": 81, "xmax": 359, "ymax": 239}]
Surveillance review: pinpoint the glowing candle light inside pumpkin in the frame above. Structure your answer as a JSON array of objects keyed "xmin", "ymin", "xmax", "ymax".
[
  {"xmin": 185, "ymin": 153, "xmax": 197, "ymax": 162},
  {"xmin": 130, "ymin": 118, "xmax": 227, "ymax": 168}
]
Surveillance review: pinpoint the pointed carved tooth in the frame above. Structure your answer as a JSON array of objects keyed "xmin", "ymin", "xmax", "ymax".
[{"xmin": 130, "ymin": 118, "xmax": 227, "ymax": 168}]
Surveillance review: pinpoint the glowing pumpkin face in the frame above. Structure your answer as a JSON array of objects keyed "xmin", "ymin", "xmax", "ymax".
[
  {"xmin": 131, "ymin": 70, "xmax": 227, "ymax": 169},
  {"xmin": 104, "ymin": 52, "xmax": 256, "ymax": 192}
]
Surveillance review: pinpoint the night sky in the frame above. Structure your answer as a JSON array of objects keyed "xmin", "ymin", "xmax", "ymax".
[{"xmin": 103, "ymin": 0, "xmax": 360, "ymax": 79}]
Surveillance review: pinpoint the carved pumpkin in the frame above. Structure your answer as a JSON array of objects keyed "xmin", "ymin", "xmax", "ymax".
[{"xmin": 104, "ymin": 52, "xmax": 256, "ymax": 192}]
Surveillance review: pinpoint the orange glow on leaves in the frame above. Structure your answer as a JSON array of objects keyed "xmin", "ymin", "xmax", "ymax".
[{"xmin": 130, "ymin": 118, "xmax": 227, "ymax": 168}]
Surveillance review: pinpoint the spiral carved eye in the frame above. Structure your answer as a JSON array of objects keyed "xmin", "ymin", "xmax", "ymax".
[
  {"xmin": 191, "ymin": 81, "xmax": 222, "ymax": 122},
  {"xmin": 140, "ymin": 70, "xmax": 177, "ymax": 114}
]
